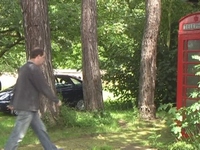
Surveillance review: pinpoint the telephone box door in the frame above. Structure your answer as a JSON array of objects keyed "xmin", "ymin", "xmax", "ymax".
[
  {"xmin": 177, "ymin": 36, "xmax": 200, "ymax": 109},
  {"xmin": 177, "ymin": 12, "xmax": 200, "ymax": 109}
]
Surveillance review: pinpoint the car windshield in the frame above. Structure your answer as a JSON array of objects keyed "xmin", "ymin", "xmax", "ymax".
[
  {"xmin": 71, "ymin": 78, "xmax": 81, "ymax": 85},
  {"xmin": 55, "ymin": 75, "xmax": 82, "ymax": 88}
]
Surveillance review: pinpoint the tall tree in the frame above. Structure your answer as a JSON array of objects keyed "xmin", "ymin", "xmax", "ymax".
[
  {"xmin": 81, "ymin": 0, "xmax": 104, "ymax": 111},
  {"xmin": 20, "ymin": 0, "xmax": 58, "ymax": 123},
  {"xmin": 138, "ymin": 0, "xmax": 161, "ymax": 120}
]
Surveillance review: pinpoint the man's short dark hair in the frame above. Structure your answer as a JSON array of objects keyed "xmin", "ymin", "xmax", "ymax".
[{"xmin": 30, "ymin": 48, "xmax": 44, "ymax": 59}]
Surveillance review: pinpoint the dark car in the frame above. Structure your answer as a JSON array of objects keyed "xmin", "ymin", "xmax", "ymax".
[{"xmin": 0, "ymin": 74, "xmax": 84, "ymax": 115}]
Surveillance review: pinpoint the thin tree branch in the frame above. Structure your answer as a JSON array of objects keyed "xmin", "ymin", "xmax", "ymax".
[{"xmin": 0, "ymin": 37, "xmax": 24, "ymax": 58}]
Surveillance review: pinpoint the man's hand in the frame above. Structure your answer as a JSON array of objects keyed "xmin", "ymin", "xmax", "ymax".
[
  {"xmin": 56, "ymin": 100, "xmax": 62, "ymax": 107},
  {"xmin": 7, "ymin": 105, "xmax": 14, "ymax": 110}
]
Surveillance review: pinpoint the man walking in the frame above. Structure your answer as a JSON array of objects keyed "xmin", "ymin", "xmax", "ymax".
[{"xmin": 4, "ymin": 48, "xmax": 62, "ymax": 150}]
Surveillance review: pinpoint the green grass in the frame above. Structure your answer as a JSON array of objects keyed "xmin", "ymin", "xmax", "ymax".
[
  {"xmin": 0, "ymin": 108, "xmax": 176, "ymax": 150},
  {"xmin": 0, "ymin": 113, "xmax": 16, "ymax": 147}
]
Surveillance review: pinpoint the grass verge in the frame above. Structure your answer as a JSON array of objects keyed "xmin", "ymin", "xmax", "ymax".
[{"xmin": 0, "ymin": 108, "xmax": 175, "ymax": 150}]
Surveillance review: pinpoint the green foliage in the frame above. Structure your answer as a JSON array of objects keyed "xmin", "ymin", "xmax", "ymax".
[
  {"xmin": 58, "ymin": 105, "xmax": 78, "ymax": 127},
  {"xmin": 172, "ymin": 102, "xmax": 200, "ymax": 138},
  {"xmin": 158, "ymin": 102, "xmax": 200, "ymax": 149},
  {"xmin": 0, "ymin": 0, "xmax": 25, "ymax": 73},
  {"xmin": 148, "ymin": 132, "xmax": 161, "ymax": 147},
  {"xmin": 0, "ymin": 0, "xmax": 82, "ymax": 72},
  {"xmin": 57, "ymin": 105, "xmax": 116, "ymax": 129},
  {"xmin": 104, "ymin": 98, "xmax": 134, "ymax": 110},
  {"xmin": 90, "ymin": 145, "xmax": 113, "ymax": 150},
  {"xmin": 49, "ymin": 0, "xmax": 82, "ymax": 69},
  {"xmin": 99, "ymin": 0, "xmax": 144, "ymax": 105},
  {"xmin": 168, "ymin": 141, "xmax": 194, "ymax": 150},
  {"xmin": 56, "ymin": 100, "xmax": 138, "ymax": 130},
  {"xmin": 155, "ymin": 47, "xmax": 177, "ymax": 106},
  {"xmin": 100, "ymin": 0, "xmax": 200, "ymax": 107}
]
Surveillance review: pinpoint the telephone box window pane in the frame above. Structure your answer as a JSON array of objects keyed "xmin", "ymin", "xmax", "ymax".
[
  {"xmin": 186, "ymin": 88, "xmax": 200, "ymax": 98},
  {"xmin": 186, "ymin": 76, "xmax": 199, "ymax": 86},
  {"xmin": 185, "ymin": 52, "xmax": 200, "ymax": 62},
  {"xmin": 186, "ymin": 99, "xmax": 198, "ymax": 107},
  {"xmin": 188, "ymin": 40, "xmax": 200, "ymax": 50},
  {"xmin": 186, "ymin": 64, "xmax": 199, "ymax": 74}
]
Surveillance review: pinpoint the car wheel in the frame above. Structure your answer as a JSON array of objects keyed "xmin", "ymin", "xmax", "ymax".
[{"xmin": 76, "ymin": 100, "xmax": 85, "ymax": 111}]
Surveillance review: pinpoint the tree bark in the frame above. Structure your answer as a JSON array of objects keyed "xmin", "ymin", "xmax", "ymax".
[
  {"xmin": 81, "ymin": 0, "xmax": 104, "ymax": 111},
  {"xmin": 20, "ymin": 0, "xmax": 58, "ymax": 123},
  {"xmin": 138, "ymin": 0, "xmax": 161, "ymax": 120}
]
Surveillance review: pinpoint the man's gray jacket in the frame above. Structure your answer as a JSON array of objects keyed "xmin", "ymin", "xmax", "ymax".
[{"xmin": 10, "ymin": 61, "xmax": 59, "ymax": 111}]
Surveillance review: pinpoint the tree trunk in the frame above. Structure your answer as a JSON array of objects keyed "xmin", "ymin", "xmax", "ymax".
[
  {"xmin": 138, "ymin": 0, "xmax": 161, "ymax": 120},
  {"xmin": 20, "ymin": 0, "xmax": 58, "ymax": 124},
  {"xmin": 81, "ymin": 0, "xmax": 104, "ymax": 111}
]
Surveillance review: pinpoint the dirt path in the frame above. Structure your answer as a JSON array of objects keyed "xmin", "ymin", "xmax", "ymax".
[{"xmin": 18, "ymin": 133, "xmax": 157, "ymax": 150}]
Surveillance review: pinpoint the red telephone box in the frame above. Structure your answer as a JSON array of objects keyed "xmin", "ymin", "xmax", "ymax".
[{"xmin": 177, "ymin": 12, "xmax": 200, "ymax": 109}]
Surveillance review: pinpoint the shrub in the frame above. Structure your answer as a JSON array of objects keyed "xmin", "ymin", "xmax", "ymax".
[
  {"xmin": 159, "ymin": 103, "xmax": 200, "ymax": 149},
  {"xmin": 168, "ymin": 141, "xmax": 194, "ymax": 150}
]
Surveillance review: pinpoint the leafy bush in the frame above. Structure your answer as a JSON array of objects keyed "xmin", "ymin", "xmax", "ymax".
[
  {"xmin": 56, "ymin": 100, "xmax": 138, "ymax": 131},
  {"xmin": 57, "ymin": 105, "xmax": 116, "ymax": 129},
  {"xmin": 90, "ymin": 145, "xmax": 113, "ymax": 150},
  {"xmin": 59, "ymin": 105, "xmax": 78, "ymax": 127},
  {"xmin": 159, "ymin": 103, "xmax": 200, "ymax": 149},
  {"xmin": 168, "ymin": 141, "xmax": 194, "ymax": 150},
  {"xmin": 104, "ymin": 98, "xmax": 134, "ymax": 110}
]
